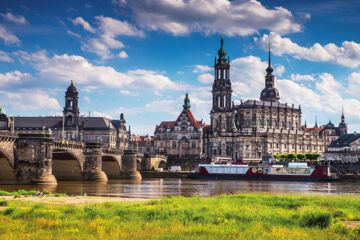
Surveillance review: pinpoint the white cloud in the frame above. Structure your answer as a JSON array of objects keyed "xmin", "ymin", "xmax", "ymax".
[
  {"xmin": 177, "ymin": 71, "xmax": 184, "ymax": 75},
  {"xmin": 80, "ymin": 16, "xmax": 144, "ymax": 59},
  {"xmin": 274, "ymin": 65, "xmax": 285, "ymax": 77},
  {"xmin": 71, "ymin": 17, "xmax": 95, "ymax": 33},
  {"xmin": 255, "ymin": 32, "xmax": 360, "ymax": 68},
  {"xmin": 0, "ymin": 25, "xmax": 20, "ymax": 45},
  {"xmin": 290, "ymin": 73, "xmax": 315, "ymax": 82},
  {"xmin": 197, "ymin": 73, "xmax": 213, "ymax": 84},
  {"xmin": 118, "ymin": 51, "xmax": 128, "ymax": 59},
  {"xmin": 193, "ymin": 65, "xmax": 211, "ymax": 73},
  {"xmin": 0, "ymin": 89, "xmax": 60, "ymax": 110},
  {"xmin": 83, "ymin": 96, "xmax": 90, "ymax": 103},
  {"xmin": 0, "ymin": 70, "xmax": 32, "ymax": 86},
  {"xmin": 19, "ymin": 51, "xmax": 181, "ymax": 91},
  {"xmin": 113, "ymin": 0, "xmax": 302, "ymax": 36},
  {"xmin": 93, "ymin": 110, "xmax": 113, "ymax": 119},
  {"xmin": 0, "ymin": 50, "xmax": 13, "ymax": 62},
  {"xmin": 120, "ymin": 89, "xmax": 138, "ymax": 96},
  {"xmin": 67, "ymin": 30, "xmax": 81, "ymax": 38},
  {"xmin": 0, "ymin": 12, "xmax": 27, "ymax": 24}
]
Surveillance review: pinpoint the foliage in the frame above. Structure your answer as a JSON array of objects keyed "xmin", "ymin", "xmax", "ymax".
[
  {"xmin": 0, "ymin": 190, "xmax": 68, "ymax": 197},
  {"xmin": 0, "ymin": 193, "xmax": 360, "ymax": 239}
]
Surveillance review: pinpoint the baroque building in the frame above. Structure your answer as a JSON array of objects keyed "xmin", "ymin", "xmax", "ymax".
[
  {"xmin": 4, "ymin": 81, "xmax": 129, "ymax": 151},
  {"xmin": 154, "ymin": 93, "xmax": 204, "ymax": 157},
  {"xmin": 204, "ymin": 37, "xmax": 328, "ymax": 162}
]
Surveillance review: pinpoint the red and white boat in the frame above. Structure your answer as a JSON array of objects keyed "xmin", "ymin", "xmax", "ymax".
[{"xmin": 190, "ymin": 162, "xmax": 336, "ymax": 181}]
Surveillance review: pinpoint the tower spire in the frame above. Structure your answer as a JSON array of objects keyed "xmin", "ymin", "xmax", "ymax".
[
  {"xmin": 315, "ymin": 115, "xmax": 318, "ymax": 128},
  {"xmin": 341, "ymin": 106, "xmax": 345, "ymax": 122},
  {"xmin": 268, "ymin": 42, "xmax": 271, "ymax": 67}
]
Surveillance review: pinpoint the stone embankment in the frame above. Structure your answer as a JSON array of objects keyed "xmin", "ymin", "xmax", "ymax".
[{"xmin": 139, "ymin": 171, "xmax": 190, "ymax": 178}]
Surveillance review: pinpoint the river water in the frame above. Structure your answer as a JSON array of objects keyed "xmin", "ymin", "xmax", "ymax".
[{"xmin": 1, "ymin": 179, "xmax": 360, "ymax": 198}]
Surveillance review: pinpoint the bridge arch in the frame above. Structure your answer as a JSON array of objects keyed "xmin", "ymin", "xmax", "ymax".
[
  {"xmin": 0, "ymin": 149, "xmax": 16, "ymax": 184},
  {"xmin": 52, "ymin": 149, "xmax": 83, "ymax": 181},
  {"xmin": 102, "ymin": 155, "xmax": 121, "ymax": 179}
]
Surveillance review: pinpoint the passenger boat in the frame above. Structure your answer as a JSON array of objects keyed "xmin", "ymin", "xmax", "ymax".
[{"xmin": 189, "ymin": 162, "xmax": 337, "ymax": 181}]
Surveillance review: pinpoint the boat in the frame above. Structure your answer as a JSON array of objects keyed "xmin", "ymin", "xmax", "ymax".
[{"xmin": 189, "ymin": 162, "xmax": 337, "ymax": 181}]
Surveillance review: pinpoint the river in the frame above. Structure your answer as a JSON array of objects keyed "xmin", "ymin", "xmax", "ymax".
[{"xmin": 1, "ymin": 179, "xmax": 360, "ymax": 198}]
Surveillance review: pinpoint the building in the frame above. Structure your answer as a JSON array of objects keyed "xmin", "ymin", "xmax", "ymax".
[
  {"xmin": 324, "ymin": 133, "xmax": 360, "ymax": 162},
  {"xmin": 204, "ymin": 37, "xmax": 328, "ymax": 162},
  {"xmin": 130, "ymin": 135, "xmax": 154, "ymax": 154},
  {"xmin": 2, "ymin": 81, "xmax": 129, "ymax": 151},
  {"xmin": 154, "ymin": 93, "xmax": 204, "ymax": 157}
]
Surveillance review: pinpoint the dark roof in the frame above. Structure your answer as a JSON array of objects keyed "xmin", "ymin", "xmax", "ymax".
[
  {"xmin": 239, "ymin": 100, "xmax": 299, "ymax": 110},
  {"xmin": 328, "ymin": 133, "xmax": 360, "ymax": 148},
  {"xmin": 13, "ymin": 116, "xmax": 117, "ymax": 130}
]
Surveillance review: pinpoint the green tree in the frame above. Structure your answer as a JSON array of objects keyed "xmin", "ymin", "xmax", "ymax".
[{"xmin": 297, "ymin": 154, "xmax": 305, "ymax": 161}]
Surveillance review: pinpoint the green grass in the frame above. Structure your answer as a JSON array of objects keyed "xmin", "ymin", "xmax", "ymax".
[
  {"xmin": 0, "ymin": 189, "xmax": 68, "ymax": 197},
  {"xmin": 1, "ymin": 193, "xmax": 360, "ymax": 239}
]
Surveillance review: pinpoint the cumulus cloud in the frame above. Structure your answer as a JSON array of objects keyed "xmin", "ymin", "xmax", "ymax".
[
  {"xmin": 93, "ymin": 110, "xmax": 113, "ymax": 119},
  {"xmin": 112, "ymin": 0, "xmax": 302, "ymax": 36},
  {"xmin": 78, "ymin": 15, "xmax": 144, "ymax": 59},
  {"xmin": 290, "ymin": 73, "xmax": 315, "ymax": 82},
  {"xmin": 0, "ymin": 50, "xmax": 13, "ymax": 62},
  {"xmin": 120, "ymin": 89, "xmax": 138, "ymax": 96},
  {"xmin": 0, "ymin": 25, "xmax": 20, "ymax": 45},
  {"xmin": 118, "ymin": 51, "xmax": 128, "ymax": 59},
  {"xmin": 71, "ymin": 17, "xmax": 95, "ymax": 33},
  {"xmin": 0, "ymin": 89, "xmax": 61, "ymax": 110},
  {"xmin": 0, "ymin": 12, "xmax": 27, "ymax": 24},
  {"xmin": 0, "ymin": 70, "xmax": 33, "ymax": 87},
  {"xmin": 17, "ymin": 50, "xmax": 181, "ymax": 91},
  {"xmin": 197, "ymin": 73, "xmax": 213, "ymax": 84},
  {"xmin": 255, "ymin": 32, "xmax": 360, "ymax": 68},
  {"xmin": 193, "ymin": 65, "xmax": 211, "ymax": 73}
]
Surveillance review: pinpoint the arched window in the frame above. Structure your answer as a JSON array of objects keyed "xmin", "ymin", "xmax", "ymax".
[
  {"xmin": 224, "ymin": 95, "xmax": 226, "ymax": 108},
  {"xmin": 217, "ymin": 95, "xmax": 221, "ymax": 108}
]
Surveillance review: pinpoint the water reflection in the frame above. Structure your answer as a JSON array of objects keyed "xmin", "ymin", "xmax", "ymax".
[{"xmin": 0, "ymin": 179, "xmax": 360, "ymax": 198}]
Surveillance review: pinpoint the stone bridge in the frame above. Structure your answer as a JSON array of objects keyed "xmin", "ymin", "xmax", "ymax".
[{"xmin": 0, "ymin": 133, "xmax": 141, "ymax": 185}]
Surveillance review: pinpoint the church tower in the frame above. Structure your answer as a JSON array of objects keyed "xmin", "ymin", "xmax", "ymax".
[
  {"xmin": 211, "ymin": 35, "xmax": 232, "ymax": 112},
  {"xmin": 63, "ymin": 80, "xmax": 79, "ymax": 129},
  {"xmin": 260, "ymin": 43, "xmax": 280, "ymax": 102},
  {"xmin": 338, "ymin": 107, "xmax": 348, "ymax": 136}
]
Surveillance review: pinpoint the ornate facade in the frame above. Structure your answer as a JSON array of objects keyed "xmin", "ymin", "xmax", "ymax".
[
  {"xmin": 5, "ymin": 81, "xmax": 129, "ymax": 151},
  {"xmin": 204, "ymin": 37, "xmax": 328, "ymax": 162},
  {"xmin": 154, "ymin": 93, "xmax": 204, "ymax": 157}
]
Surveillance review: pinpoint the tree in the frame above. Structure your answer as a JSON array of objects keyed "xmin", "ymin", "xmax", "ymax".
[{"xmin": 297, "ymin": 154, "xmax": 305, "ymax": 161}]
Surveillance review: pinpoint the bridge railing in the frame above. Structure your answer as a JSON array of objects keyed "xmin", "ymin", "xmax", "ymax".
[{"xmin": 0, "ymin": 132, "xmax": 18, "ymax": 138}]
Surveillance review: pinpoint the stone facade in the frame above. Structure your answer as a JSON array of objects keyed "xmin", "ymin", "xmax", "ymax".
[
  {"xmin": 154, "ymin": 93, "xmax": 204, "ymax": 157},
  {"xmin": 130, "ymin": 135, "xmax": 154, "ymax": 154},
  {"xmin": 324, "ymin": 133, "xmax": 360, "ymax": 162},
  {"xmin": 8, "ymin": 81, "xmax": 129, "ymax": 152},
  {"xmin": 204, "ymin": 37, "xmax": 329, "ymax": 162}
]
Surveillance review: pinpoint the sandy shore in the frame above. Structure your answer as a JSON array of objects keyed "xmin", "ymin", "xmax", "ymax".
[{"xmin": 0, "ymin": 195, "xmax": 151, "ymax": 204}]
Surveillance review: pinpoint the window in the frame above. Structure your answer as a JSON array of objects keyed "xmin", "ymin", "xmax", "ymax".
[
  {"xmin": 192, "ymin": 142, "xmax": 196, "ymax": 148},
  {"xmin": 172, "ymin": 142, "xmax": 176, "ymax": 149}
]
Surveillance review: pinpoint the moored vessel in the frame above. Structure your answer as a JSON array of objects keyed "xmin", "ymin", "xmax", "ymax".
[{"xmin": 189, "ymin": 162, "xmax": 337, "ymax": 181}]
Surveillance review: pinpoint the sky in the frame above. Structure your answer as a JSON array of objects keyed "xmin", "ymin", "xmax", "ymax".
[{"xmin": 1, "ymin": 0, "xmax": 360, "ymax": 135}]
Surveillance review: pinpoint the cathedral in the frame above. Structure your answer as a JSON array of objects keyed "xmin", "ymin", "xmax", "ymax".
[{"xmin": 203, "ymin": 36, "xmax": 346, "ymax": 162}]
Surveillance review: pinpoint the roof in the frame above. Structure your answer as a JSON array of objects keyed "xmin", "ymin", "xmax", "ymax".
[
  {"xmin": 130, "ymin": 135, "xmax": 154, "ymax": 147},
  {"xmin": 240, "ymin": 100, "xmax": 299, "ymax": 110},
  {"xmin": 13, "ymin": 116, "xmax": 118, "ymax": 130},
  {"xmin": 155, "ymin": 109, "xmax": 203, "ymax": 132},
  {"xmin": 328, "ymin": 133, "xmax": 360, "ymax": 148},
  {"xmin": 303, "ymin": 126, "xmax": 324, "ymax": 134}
]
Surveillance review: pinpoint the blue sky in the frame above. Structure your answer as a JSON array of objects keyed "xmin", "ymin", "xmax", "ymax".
[{"xmin": 1, "ymin": 0, "xmax": 360, "ymax": 134}]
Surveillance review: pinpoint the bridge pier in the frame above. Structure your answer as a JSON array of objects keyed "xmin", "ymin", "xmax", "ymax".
[
  {"xmin": 122, "ymin": 149, "xmax": 142, "ymax": 181},
  {"xmin": 83, "ymin": 142, "xmax": 108, "ymax": 182},
  {"xmin": 14, "ymin": 134, "xmax": 57, "ymax": 185}
]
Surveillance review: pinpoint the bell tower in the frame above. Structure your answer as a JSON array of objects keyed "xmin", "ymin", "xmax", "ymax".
[
  {"xmin": 211, "ymin": 35, "xmax": 232, "ymax": 113},
  {"xmin": 260, "ymin": 43, "xmax": 280, "ymax": 102},
  {"xmin": 63, "ymin": 80, "xmax": 79, "ymax": 129}
]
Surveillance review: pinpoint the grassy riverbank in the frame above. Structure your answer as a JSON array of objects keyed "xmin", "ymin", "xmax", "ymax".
[{"xmin": 1, "ymin": 193, "xmax": 360, "ymax": 239}]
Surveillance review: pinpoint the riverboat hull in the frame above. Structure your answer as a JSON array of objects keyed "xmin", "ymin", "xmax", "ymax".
[{"xmin": 189, "ymin": 163, "xmax": 337, "ymax": 182}]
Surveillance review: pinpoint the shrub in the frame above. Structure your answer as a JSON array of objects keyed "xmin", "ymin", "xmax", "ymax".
[
  {"xmin": 0, "ymin": 200, "xmax": 8, "ymax": 206},
  {"xmin": 300, "ymin": 210, "xmax": 332, "ymax": 228},
  {"xmin": 3, "ymin": 207, "xmax": 15, "ymax": 216}
]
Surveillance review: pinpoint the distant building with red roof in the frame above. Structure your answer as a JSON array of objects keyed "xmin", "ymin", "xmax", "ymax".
[
  {"xmin": 130, "ymin": 134, "xmax": 154, "ymax": 154},
  {"xmin": 154, "ymin": 93, "xmax": 204, "ymax": 157}
]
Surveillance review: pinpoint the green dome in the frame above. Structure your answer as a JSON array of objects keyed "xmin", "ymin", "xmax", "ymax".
[{"xmin": 218, "ymin": 35, "xmax": 226, "ymax": 58}]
